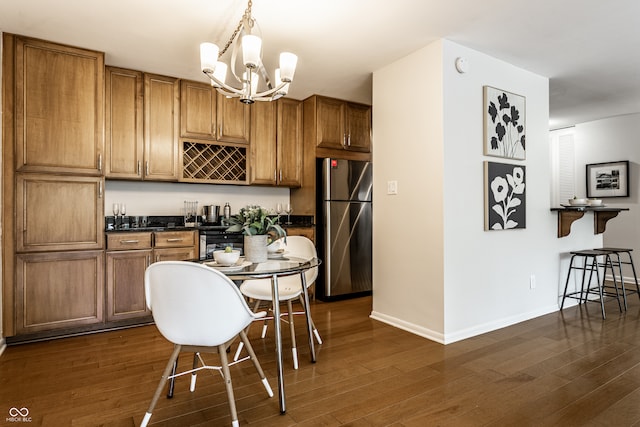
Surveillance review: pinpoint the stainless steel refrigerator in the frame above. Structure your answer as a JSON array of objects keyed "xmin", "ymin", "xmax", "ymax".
[{"xmin": 318, "ymin": 158, "xmax": 372, "ymax": 299}]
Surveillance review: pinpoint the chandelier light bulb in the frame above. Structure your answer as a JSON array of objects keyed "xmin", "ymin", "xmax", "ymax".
[
  {"xmin": 199, "ymin": 42, "xmax": 219, "ymax": 74},
  {"xmin": 274, "ymin": 69, "xmax": 289, "ymax": 96},
  {"xmin": 278, "ymin": 52, "xmax": 297, "ymax": 82},
  {"xmin": 242, "ymin": 35, "xmax": 262, "ymax": 69},
  {"xmin": 212, "ymin": 61, "xmax": 228, "ymax": 87}
]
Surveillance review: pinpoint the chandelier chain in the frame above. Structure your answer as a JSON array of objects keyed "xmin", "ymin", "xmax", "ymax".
[{"xmin": 220, "ymin": 0, "xmax": 254, "ymax": 56}]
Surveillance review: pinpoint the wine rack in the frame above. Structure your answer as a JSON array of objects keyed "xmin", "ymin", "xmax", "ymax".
[{"xmin": 182, "ymin": 141, "xmax": 247, "ymax": 183}]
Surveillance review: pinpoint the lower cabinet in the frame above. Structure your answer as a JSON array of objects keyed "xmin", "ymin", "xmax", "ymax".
[
  {"xmin": 105, "ymin": 230, "xmax": 197, "ymax": 323},
  {"xmin": 106, "ymin": 249, "xmax": 152, "ymax": 321},
  {"xmin": 15, "ymin": 250, "xmax": 105, "ymax": 334}
]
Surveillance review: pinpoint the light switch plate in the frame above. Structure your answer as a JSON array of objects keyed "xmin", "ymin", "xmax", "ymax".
[{"xmin": 387, "ymin": 180, "xmax": 398, "ymax": 195}]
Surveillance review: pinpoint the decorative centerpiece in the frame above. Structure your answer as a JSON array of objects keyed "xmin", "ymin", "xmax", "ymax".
[{"xmin": 226, "ymin": 205, "xmax": 286, "ymax": 263}]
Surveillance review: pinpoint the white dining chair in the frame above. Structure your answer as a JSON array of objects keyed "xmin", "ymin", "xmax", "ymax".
[
  {"xmin": 140, "ymin": 261, "xmax": 273, "ymax": 427},
  {"xmin": 234, "ymin": 236, "xmax": 322, "ymax": 369}
]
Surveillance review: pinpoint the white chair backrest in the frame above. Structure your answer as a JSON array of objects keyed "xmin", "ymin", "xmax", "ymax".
[
  {"xmin": 284, "ymin": 236, "xmax": 318, "ymax": 285},
  {"xmin": 145, "ymin": 261, "xmax": 257, "ymax": 347}
]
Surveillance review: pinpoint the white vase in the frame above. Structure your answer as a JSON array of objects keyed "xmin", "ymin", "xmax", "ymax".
[{"xmin": 244, "ymin": 234, "xmax": 268, "ymax": 263}]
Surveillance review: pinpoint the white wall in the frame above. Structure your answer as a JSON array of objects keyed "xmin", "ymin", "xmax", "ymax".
[
  {"xmin": 372, "ymin": 39, "xmax": 602, "ymax": 344},
  {"xmin": 370, "ymin": 40, "xmax": 446, "ymax": 340},
  {"xmin": 105, "ymin": 181, "xmax": 289, "ymax": 218}
]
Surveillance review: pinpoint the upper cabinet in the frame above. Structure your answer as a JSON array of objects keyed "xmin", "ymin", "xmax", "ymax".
[
  {"xmin": 180, "ymin": 80, "xmax": 216, "ymax": 140},
  {"xmin": 105, "ymin": 66, "xmax": 144, "ymax": 179},
  {"xmin": 179, "ymin": 81, "xmax": 251, "ymax": 144},
  {"xmin": 308, "ymin": 95, "xmax": 371, "ymax": 153},
  {"xmin": 14, "ymin": 36, "xmax": 105, "ymax": 175},
  {"xmin": 276, "ymin": 98, "xmax": 303, "ymax": 186},
  {"xmin": 144, "ymin": 73, "xmax": 180, "ymax": 181},
  {"xmin": 217, "ymin": 93, "xmax": 251, "ymax": 144},
  {"xmin": 249, "ymin": 98, "xmax": 302, "ymax": 187}
]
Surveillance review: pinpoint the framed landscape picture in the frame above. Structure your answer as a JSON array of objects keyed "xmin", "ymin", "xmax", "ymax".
[
  {"xmin": 586, "ymin": 160, "xmax": 629, "ymax": 198},
  {"xmin": 484, "ymin": 161, "xmax": 526, "ymax": 231},
  {"xmin": 483, "ymin": 86, "xmax": 526, "ymax": 160}
]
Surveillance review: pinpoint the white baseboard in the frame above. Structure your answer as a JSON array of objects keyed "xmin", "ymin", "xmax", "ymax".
[
  {"xmin": 371, "ymin": 303, "xmax": 559, "ymax": 345},
  {"xmin": 369, "ymin": 311, "xmax": 445, "ymax": 344}
]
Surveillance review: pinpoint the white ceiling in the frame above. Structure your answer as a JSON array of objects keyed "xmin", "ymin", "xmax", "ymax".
[{"xmin": 1, "ymin": 0, "xmax": 639, "ymax": 129}]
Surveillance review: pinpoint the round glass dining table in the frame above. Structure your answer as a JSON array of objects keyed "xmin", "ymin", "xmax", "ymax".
[{"xmin": 202, "ymin": 256, "xmax": 321, "ymax": 414}]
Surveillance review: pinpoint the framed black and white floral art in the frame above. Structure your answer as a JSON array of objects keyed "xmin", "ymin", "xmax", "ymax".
[
  {"xmin": 484, "ymin": 161, "xmax": 526, "ymax": 231},
  {"xmin": 483, "ymin": 86, "xmax": 526, "ymax": 160}
]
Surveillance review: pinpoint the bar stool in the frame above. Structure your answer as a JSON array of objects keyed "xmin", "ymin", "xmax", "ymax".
[
  {"xmin": 598, "ymin": 247, "xmax": 640, "ymax": 301},
  {"xmin": 560, "ymin": 249, "xmax": 624, "ymax": 319}
]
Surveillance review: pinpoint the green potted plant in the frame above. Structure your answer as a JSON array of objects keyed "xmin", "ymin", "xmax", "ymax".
[{"xmin": 226, "ymin": 205, "xmax": 286, "ymax": 262}]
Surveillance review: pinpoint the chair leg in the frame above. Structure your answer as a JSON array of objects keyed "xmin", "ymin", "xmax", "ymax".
[
  {"xmin": 190, "ymin": 352, "xmax": 199, "ymax": 392},
  {"xmin": 626, "ymin": 252, "xmax": 640, "ymax": 300},
  {"xmin": 239, "ymin": 330, "xmax": 273, "ymax": 397},
  {"xmin": 298, "ymin": 295, "xmax": 323, "ymax": 344},
  {"xmin": 233, "ymin": 299, "xmax": 263, "ymax": 361},
  {"xmin": 219, "ymin": 344, "xmax": 240, "ymax": 427},
  {"xmin": 141, "ymin": 345, "xmax": 182, "ymax": 427},
  {"xmin": 287, "ymin": 299, "xmax": 298, "ymax": 369},
  {"xmin": 561, "ymin": 255, "xmax": 577, "ymax": 309},
  {"xmin": 166, "ymin": 355, "xmax": 179, "ymax": 398}
]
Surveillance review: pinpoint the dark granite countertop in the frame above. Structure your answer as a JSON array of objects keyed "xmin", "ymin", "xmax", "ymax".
[{"xmin": 106, "ymin": 215, "xmax": 314, "ymax": 232}]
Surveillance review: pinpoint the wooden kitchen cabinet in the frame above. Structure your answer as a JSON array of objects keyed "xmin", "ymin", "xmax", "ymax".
[
  {"xmin": 105, "ymin": 232, "xmax": 152, "ymax": 321},
  {"xmin": 153, "ymin": 230, "xmax": 198, "ymax": 262},
  {"xmin": 180, "ymin": 80, "xmax": 250, "ymax": 144},
  {"xmin": 308, "ymin": 95, "xmax": 371, "ymax": 153},
  {"xmin": 16, "ymin": 174, "xmax": 104, "ymax": 252},
  {"xmin": 144, "ymin": 73, "xmax": 180, "ymax": 181},
  {"xmin": 250, "ymin": 98, "xmax": 303, "ymax": 187},
  {"xmin": 217, "ymin": 93, "xmax": 251, "ymax": 144},
  {"xmin": 14, "ymin": 36, "xmax": 105, "ymax": 175},
  {"xmin": 286, "ymin": 226, "xmax": 315, "ymax": 243},
  {"xmin": 180, "ymin": 80, "xmax": 216, "ymax": 140},
  {"xmin": 15, "ymin": 250, "xmax": 104, "ymax": 334},
  {"xmin": 105, "ymin": 66, "xmax": 144, "ymax": 179}
]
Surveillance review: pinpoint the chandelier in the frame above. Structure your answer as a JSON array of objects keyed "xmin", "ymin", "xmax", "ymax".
[{"xmin": 199, "ymin": 0, "xmax": 298, "ymax": 104}]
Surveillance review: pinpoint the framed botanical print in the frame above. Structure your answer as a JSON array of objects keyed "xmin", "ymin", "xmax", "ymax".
[
  {"xmin": 484, "ymin": 161, "xmax": 526, "ymax": 230},
  {"xmin": 483, "ymin": 86, "xmax": 526, "ymax": 160}
]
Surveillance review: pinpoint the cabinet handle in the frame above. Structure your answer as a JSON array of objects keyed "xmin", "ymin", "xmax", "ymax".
[
  {"xmin": 343, "ymin": 134, "xmax": 347, "ymax": 146},
  {"xmin": 165, "ymin": 238, "xmax": 183, "ymax": 242},
  {"xmin": 145, "ymin": 161, "xmax": 149, "ymax": 176},
  {"xmin": 99, "ymin": 182, "xmax": 103, "ymax": 198},
  {"xmin": 347, "ymin": 134, "xmax": 351, "ymax": 146},
  {"xmin": 137, "ymin": 161, "xmax": 141, "ymax": 176},
  {"xmin": 120, "ymin": 239, "xmax": 140, "ymax": 244},
  {"xmin": 279, "ymin": 170, "xmax": 283, "ymax": 182},
  {"xmin": 147, "ymin": 255, "xmax": 151, "ymax": 266},
  {"xmin": 274, "ymin": 170, "xmax": 277, "ymax": 181},
  {"xmin": 98, "ymin": 153, "xmax": 102, "ymax": 171}
]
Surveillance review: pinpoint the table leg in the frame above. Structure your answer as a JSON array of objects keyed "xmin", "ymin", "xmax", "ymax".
[
  {"xmin": 300, "ymin": 271, "xmax": 316, "ymax": 363},
  {"xmin": 271, "ymin": 275, "xmax": 286, "ymax": 414}
]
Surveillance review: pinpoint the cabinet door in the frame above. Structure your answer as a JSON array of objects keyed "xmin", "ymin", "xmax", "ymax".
[
  {"xmin": 105, "ymin": 67, "xmax": 144, "ymax": 179},
  {"xmin": 180, "ymin": 80, "xmax": 216, "ymax": 140},
  {"xmin": 249, "ymin": 101, "xmax": 277, "ymax": 185},
  {"xmin": 153, "ymin": 247, "xmax": 197, "ymax": 263},
  {"xmin": 16, "ymin": 174, "xmax": 104, "ymax": 252},
  {"xmin": 286, "ymin": 227, "xmax": 315, "ymax": 242},
  {"xmin": 217, "ymin": 93, "xmax": 250, "ymax": 143},
  {"xmin": 144, "ymin": 73, "xmax": 179, "ymax": 181},
  {"xmin": 277, "ymin": 98, "xmax": 303, "ymax": 187},
  {"xmin": 106, "ymin": 249, "xmax": 152, "ymax": 321},
  {"xmin": 345, "ymin": 103, "xmax": 372, "ymax": 152},
  {"xmin": 15, "ymin": 36, "xmax": 104, "ymax": 175},
  {"xmin": 15, "ymin": 250, "xmax": 104, "ymax": 334},
  {"xmin": 316, "ymin": 97, "xmax": 345, "ymax": 149}
]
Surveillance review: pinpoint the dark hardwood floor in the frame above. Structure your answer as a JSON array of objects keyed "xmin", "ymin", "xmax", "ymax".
[{"xmin": 2, "ymin": 294, "xmax": 640, "ymax": 426}]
